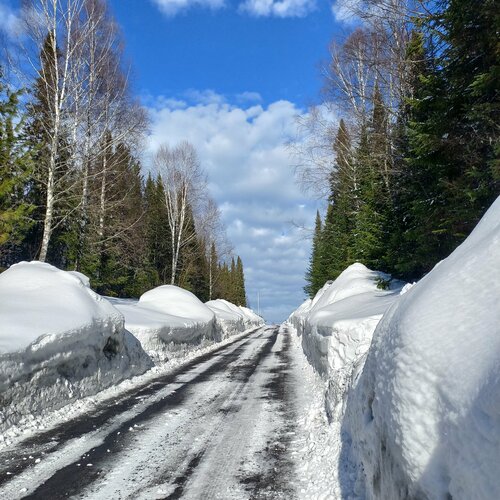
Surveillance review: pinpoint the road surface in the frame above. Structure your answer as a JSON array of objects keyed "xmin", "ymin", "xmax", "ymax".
[{"xmin": 0, "ymin": 326, "xmax": 301, "ymax": 499}]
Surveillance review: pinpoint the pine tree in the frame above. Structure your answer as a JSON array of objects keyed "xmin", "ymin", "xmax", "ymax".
[
  {"xmin": 229, "ymin": 257, "xmax": 237, "ymax": 303},
  {"xmin": 208, "ymin": 241, "xmax": 218, "ymax": 300},
  {"xmin": 352, "ymin": 120, "xmax": 385, "ymax": 270},
  {"xmin": 23, "ymin": 33, "xmax": 78, "ymax": 267},
  {"xmin": 214, "ymin": 261, "xmax": 230, "ymax": 300},
  {"xmin": 90, "ymin": 143, "xmax": 146, "ymax": 296}
]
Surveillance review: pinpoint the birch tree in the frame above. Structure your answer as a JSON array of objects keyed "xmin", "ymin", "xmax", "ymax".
[
  {"xmin": 72, "ymin": 0, "xmax": 146, "ymax": 268},
  {"xmin": 22, "ymin": 0, "xmax": 88, "ymax": 262},
  {"xmin": 154, "ymin": 142, "xmax": 208, "ymax": 285}
]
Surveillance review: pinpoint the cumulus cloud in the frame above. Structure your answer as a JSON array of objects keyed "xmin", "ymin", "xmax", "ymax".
[
  {"xmin": 151, "ymin": 0, "xmax": 225, "ymax": 16},
  {"xmin": 239, "ymin": 0, "xmax": 316, "ymax": 18},
  {"xmin": 146, "ymin": 91, "xmax": 317, "ymax": 322}
]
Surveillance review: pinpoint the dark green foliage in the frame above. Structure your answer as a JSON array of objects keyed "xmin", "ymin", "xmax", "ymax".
[
  {"xmin": 0, "ymin": 69, "xmax": 33, "ymax": 263},
  {"xmin": 144, "ymin": 174, "xmax": 171, "ymax": 284},
  {"xmin": 235, "ymin": 256, "xmax": 247, "ymax": 307},
  {"xmin": 304, "ymin": 210, "xmax": 325, "ymax": 298},
  {"xmin": 305, "ymin": 0, "xmax": 499, "ymax": 290},
  {"xmin": 325, "ymin": 120, "xmax": 356, "ymax": 279},
  {"xmin": 21, "ymin": 33, "xmax": 78, "ymax": 269},
  {"xmin": 394, "ymin": 0, "xmax": 499, "ymax": 279},
  {"xmin": 213, "ymin": 255, "xmax": 247, "ymax": 305}
]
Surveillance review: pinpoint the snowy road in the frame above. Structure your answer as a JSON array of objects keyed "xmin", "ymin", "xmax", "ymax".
[{"xmin": 0, "ymin": 326, "xmax": 301, "ymax": 499}]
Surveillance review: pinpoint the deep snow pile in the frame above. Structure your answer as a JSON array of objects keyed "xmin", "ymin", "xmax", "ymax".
[
  {"xmin": 343, "ymin": 196, "xmax": 500, "ymax": 499},
  {"xmin": 288, "ymin": 263, "xmax": 403, "ymax": 420},
  {"xmin": 0, "ymin": 262, "xmax": 151, "ymax": 432},
  {"xmin": 205, "ymin": 299, "xmax": 264, "ymax": 337},
  {"xmin": 109, "ymin": 286, "xmax": 218, "ymax": 361}
]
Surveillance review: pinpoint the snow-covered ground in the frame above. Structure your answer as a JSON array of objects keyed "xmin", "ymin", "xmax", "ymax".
[
  {"xmin": 0, "ymin": 262, "xmax": 262, "ymax": 436},
  {"xmin": 283, "ymin": 323, "xmax": 341, "ymax": 499},
  {"xmin": 0, "ymin": 262, "xmax": 151, "ymax": 433},
  {"xmin": 344, "ymin": 196, "xmax": 500, "ymax": 499},
  {"xmin": 287, "ymin": 195, "xmax": 500, "ymax": 499},
  {"xmin": 109, "ymin": 289, "xmax": 263, "ymax": 363},
  {"xmin": 108, "ymin": 286, "xmax": 217, "ymax": 363},
  {"xmin": 288, "ymin": 263, "xmax": 403, "ymax": 421},
  {"xmin": 206, "ymin": 299, "xmax": 264, "ymax": 338}
]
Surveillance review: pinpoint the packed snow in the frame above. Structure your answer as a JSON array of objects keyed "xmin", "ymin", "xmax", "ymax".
[
  {"xmin": 110, "ymin": 288, "xmax": 263, "ymax": 362},
  {"xmin": 288, "ymin": 263, "xmax": 403, "ymax": 420},
  {"xmin": 109, "ymin": 286, "xmax": 217, "ymax": 362},
  {"xmin": 0, "ymin": 263, "xmax": 262, "ymax": 435},
  {"xmin": 288, "ymin": 196, "xmax": 500, "ymax": 499},
  {"xmin": 0, "ymin": 262, "xmax": 151, "ymax": 432},
  {"xmin": 344, "ymin": 195, "xmax": 500, "ymax": 499},
  {"xmin": 206, "ymin": 299, "xmax": 264, "ymax": 338}
]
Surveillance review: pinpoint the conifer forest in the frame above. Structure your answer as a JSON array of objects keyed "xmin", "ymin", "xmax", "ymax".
[{"xmin": 300, "ymin": 0, "xmax": 498, "ymax": 297}]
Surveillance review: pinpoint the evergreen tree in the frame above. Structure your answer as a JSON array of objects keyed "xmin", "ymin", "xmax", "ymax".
[
  {"xmin": 208, "ymin": 241, "xmax": 218, "ymax": 300},
  {"xmin": 398, "ymin": 1, "xmax": 499, "ymax": 279},
  {"xmin": 0, "ymin": 69, "xmax": 33, "ymax": 266},
  {"xmin": 91, "ymin": 143, "xmax": 146, "ymax": 296},
  {"xmin": 229, "ymin": 257, "xmax": 237, "ymax": 303},
  {"xmin": 177, "ymin": 204, "xmax": 209, "ymax": 300},
  {"xmin": 323, "ymin": 120, "xmax": 356, "ymax": 280},
  {"xmin": 214, "ymin": 261, "xmax": 230, "ymax": 300},
  {"xmin": 23, "ymin": 33, "xmax": 77, "ymax": 267},
  {"xmin": 235, "ymin": 256, "xmax": 247, "ymax": 306},
  {"xmin": 304, "ymin": 210, "xmax": 324, "ymax": 298},
  {"xmin": 144, "ymin": 173, "xmax": 171, "ymax": 284},
  {"xmin": 351, "ymin": 119, "xmax": 386, "ymax": 271}
]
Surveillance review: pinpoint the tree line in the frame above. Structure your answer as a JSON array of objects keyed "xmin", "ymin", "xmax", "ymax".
[
  {"xmin": 300, "ymin": 0, "xmax": 498, "ymax": 297},
  {"xmin": 0, "ymin": 0, "xmax": 247, "ymax": 305}
]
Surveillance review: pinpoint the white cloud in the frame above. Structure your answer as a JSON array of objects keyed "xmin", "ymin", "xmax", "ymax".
[
  {"xmin": 239, "ymin": 0, "xmax": 316, "ymax": 17},
  {"xmin": 331, "ymin": 0, "xmax": 364, "ymax": 24},
  {"xmin": 235, "ymin": 91, "xmax": 262, "ymax": 104},
  {"xmin": 0, "ymin": 2, "xmax": 21, "ymax": 39},
  {"xmin": 146, "ymin": 91, "xmax": 318, "ymax": 323},
  {"xmin": 151, "ymin": 0, "xmax": 225, "ymax": 16}
]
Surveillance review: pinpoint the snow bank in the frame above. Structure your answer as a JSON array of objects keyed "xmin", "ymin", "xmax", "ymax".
[
  {"xmin": 110, "ymin": 285, "xmax": 217, "ymax": 361},
  {"xmin": 205, "ymin": 299, "xmax": 264, "ymax": 337},
  {"xmin": 0, "ymin": 262, "xmax": 151, "ymax": 432},
  {"xmin": 288, "ymin": 264, "xmax": 403, "ymax": 420},
  {"xmin": 344, "ymin": 196, "xmax": 500, "ymax": 499},
  {"xmin": 111, "ymin": 290, "xmax": 264, "ymax": 361}
]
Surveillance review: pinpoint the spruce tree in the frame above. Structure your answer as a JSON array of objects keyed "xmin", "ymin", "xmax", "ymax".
[
  {"xmin": 352, "ymin": 119, "xmax": 386, "ymax": 271},
  {"xmin": 397, "ymin": 1, "xmax": 499, "ymax": 279},
  {"xmin": 23, "ymin": 33, "xmax": 77, "ymax": 267},
  {"xmin": 235, "ymin": 256, "xmax": 247, "ymax": 307},
  {"xmin": 208, "ymin": 241, "xmax": 218, "ymax": 300},
  {"xmin": 304, "ymin": 210, "xmax": 324, "ymax": 298},
  {"xmin": 324, "ymin": 119, "xmax": 356, "ymax": 279},
  {"xmin": 0, "ymin": 69, "xmax": 33, "ymax": 266},
  {"xmin": 144, "ymin": 173, "xmax": 171, "ymax": 285}
]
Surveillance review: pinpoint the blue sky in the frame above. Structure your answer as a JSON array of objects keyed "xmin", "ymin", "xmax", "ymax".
[
  {"xmin": 108, "ymin": 0, "xmax": 341, "ymax": 107},
  {"xmin": 1, "ymin": 0, "xmax": 351, "ymax": 322}
]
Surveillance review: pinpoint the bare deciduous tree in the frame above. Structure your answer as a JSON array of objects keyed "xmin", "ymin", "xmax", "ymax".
[
  {"xmin": 22, "ymin": 0, "xmax": 89, "ymax": 261},
  {"xmin": 21, "ymin": 0, "xmax": 146, "ymax": 265},
  {"xmin": 154, "ymin": 141, "xmax": 208, "ymax": 285}
]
